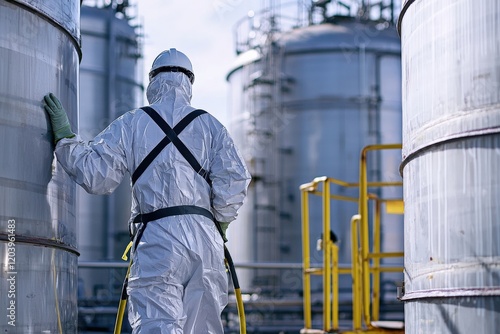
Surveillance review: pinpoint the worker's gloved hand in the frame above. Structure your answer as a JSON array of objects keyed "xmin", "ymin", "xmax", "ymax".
[
  {"xmin": 219, "ymin": 222, "xmax": 230, "ymax": 243},
  {"xmin": 43, "ymin": 93, "xmax": 75, "ymax": 144}
]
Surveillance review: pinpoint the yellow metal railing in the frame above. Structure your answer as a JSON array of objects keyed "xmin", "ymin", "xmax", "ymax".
[
  {"xmin": 300, "ymin": 144, "xmax": 404, "ymax": 333},
  {"xmin": 301, "ymin": 177, "xmax": 359, "ymax": 332},
  {"xmin": 358, "ymin": 144, "xmax": 404, "ymax": 330}
]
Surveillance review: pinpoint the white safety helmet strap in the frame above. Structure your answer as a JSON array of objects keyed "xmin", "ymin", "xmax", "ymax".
[{"xmin": 149, "ymin": 48, "xmax": 195, "ymax": 84}]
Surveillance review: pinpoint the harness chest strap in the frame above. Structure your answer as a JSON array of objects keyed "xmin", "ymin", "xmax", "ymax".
[
  {"xmin": 129, "ymin": 106, "xmax": 225, "ymax": 248},
  {"xmin": 131, "ymin": 107, "xmax": 210, "ymax": 185}
]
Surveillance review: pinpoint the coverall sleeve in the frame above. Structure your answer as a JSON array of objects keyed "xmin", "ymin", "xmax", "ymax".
[
  {"xmin": 54, "ymin": 116, "xmax": 130, "ymax": 195},
  {"xmin": 209, "ymin": 126, "xmax": 251, "ymax": 223}
]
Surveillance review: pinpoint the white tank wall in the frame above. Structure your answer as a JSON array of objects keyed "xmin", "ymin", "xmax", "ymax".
[{"xmin": 399, "ymin": 0, "xmax": 500, "ymax": 332}]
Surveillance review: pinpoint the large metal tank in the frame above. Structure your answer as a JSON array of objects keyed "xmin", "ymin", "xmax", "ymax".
[
  {"xmin": 227, "ymin": 3, "xmax": 403, "ymax": 303},
  {"xmin": 399, "ymin": 0, "xmax": 500, "ymax": 332},
  {"xmin": 78, "ymin": 2, "xmax": 143, "ymax": 302},
  {"xmin": 0, "ymin": 0, "xmax": 80, "ymax": 332}
]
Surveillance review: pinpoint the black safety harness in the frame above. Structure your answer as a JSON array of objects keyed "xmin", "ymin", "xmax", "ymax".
[
  {"xmin": 130, "ymin": 106, "xmax": 225, "ymax": 248},
  {"xmin": 116, "ymin": 106, "xmax": 245, "ymax": 334}
]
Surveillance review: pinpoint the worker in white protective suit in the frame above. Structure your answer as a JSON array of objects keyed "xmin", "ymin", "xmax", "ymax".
[{"xmin": 43, "ymin": 48, "xmax": 251, "ymax": 333}]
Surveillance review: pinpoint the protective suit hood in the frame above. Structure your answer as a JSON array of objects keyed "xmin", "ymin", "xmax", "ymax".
[{"xmin": 146, "ymin": 72, "xmax": 192, "ymax": 107}]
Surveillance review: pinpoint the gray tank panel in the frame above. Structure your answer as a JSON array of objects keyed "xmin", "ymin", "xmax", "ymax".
[
  {"xmin": 0, "ymin": 0, "xmax": 80, "ymax": 331},
  {"xmin": 400, "ymin": 0, "xmax": 500, "ymax": 332}
]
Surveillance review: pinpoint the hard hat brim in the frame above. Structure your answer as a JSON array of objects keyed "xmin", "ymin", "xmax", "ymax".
[{"xmin": 149, "ymin": 66, "xmax": 195, "ymax": 84}]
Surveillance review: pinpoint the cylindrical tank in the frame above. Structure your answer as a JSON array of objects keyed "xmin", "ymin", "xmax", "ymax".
[
  {"xmin": 0, "ymin": 0, "xmax": 80, "ymax": 332},
  {"xmin": 399, "ymin": 0, "xmax": 500, "ymax": 332},
  {"xmin": 78, "ymin": 3, "xmax": 142, "ymax": 300},
  {"xmin": 227, "ymin": 14, "xmax": 403, "ymax": 302}
]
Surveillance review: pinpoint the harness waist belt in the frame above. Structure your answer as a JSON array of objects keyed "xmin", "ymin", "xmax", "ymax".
[
  {"xmin": 132, "ymin": 205, "xmax": 216, "ymax": 248},
  {"xmin": 133, "ymin": 205, "xmax": 214, "ymax": 225}
]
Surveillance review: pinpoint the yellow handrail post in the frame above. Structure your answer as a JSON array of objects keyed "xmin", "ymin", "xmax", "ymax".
[
  {"xmin": 351, "ymin": 214, "xmax": 362, "ymax": 330},
  {"xmin": 301, "ymin": 186, "xmax": 312, "ymax": 329},
  {"xmin": 372, "ymin": 199, "xmax": 381, "ymax": 322},
  {"xmin": 359, "ymin": 143, "xmax": 403, "ymax": 329},
  {"xmin": 322, "ymin": 179, "xmax": 332, "ymax": 331},
  {"xmin": 359, "ymin": 147, "xmax": 371, "ymax": 327},
  {"xmin": 332, "ymin": 242, "xmax": 339, "ymax": 330}
]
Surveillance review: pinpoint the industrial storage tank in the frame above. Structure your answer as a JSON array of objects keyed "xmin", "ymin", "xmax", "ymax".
[
  {"xmin": 0, "ymin": 0, "xmax": 80, "ymax": 332},
  {"xmin": 227, "ymin": 0, "xmax": 403, "ymax": 305},
  {"xmin": 399, "ymin": 0, "xmax": 500, "ymax": 332},
  {"xmin": 77, "ymin": 0, "xmax": 143, "ymax": 325}
]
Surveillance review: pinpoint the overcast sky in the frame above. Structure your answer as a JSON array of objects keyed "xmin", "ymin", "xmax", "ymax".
[{"xmin": 137, "ymin": 1, "xmax": 263, "ymax": 125}]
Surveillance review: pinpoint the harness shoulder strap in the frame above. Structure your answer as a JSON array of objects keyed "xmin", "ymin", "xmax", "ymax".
[{"xmin": 131, "ymin": 107, "xmax": 209, "ymax": 185}]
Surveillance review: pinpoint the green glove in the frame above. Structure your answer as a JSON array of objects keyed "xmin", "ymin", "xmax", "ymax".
[
  {"xmin": 219, "ymin": 222, "xmax": 230, "ymax": 243},
  {"xmin": 43, "ymin": 93, "xmax": 75, "ymax": 144}
]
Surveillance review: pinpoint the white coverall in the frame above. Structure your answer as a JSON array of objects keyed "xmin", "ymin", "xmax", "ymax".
[{"xmin": 54, "ymin": 71, "xmax": 251, "ymax": 333}]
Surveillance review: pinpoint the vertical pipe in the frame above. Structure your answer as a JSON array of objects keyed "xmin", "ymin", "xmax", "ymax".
[
  {"xmin": 106, "ymin": 8, "xmax": 117, "ymax": 260},
  {"xmin": 359, "ymin": 43, "xmax": 367, "ymax": 124},
  {"xmin": 390, "ymin": 0, "xmax": 395, "ymax": 23}
]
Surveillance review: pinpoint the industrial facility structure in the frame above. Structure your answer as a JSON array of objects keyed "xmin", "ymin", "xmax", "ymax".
[{"xmin": 226, "ymin": 0, "xmax": 403, "ymax": 330}]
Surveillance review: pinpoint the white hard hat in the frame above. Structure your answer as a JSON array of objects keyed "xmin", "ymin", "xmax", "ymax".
[{"xmin": 149, "ymin": 48, "xmax": 195, "ymax": 84}]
